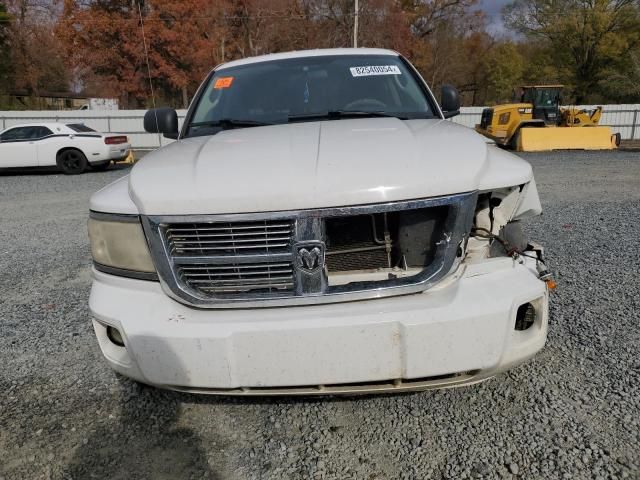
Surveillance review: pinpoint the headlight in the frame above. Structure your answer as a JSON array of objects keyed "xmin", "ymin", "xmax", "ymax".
[{"xmin": 88, "ymin": 212, "xmax": 156, "ymax": 279}]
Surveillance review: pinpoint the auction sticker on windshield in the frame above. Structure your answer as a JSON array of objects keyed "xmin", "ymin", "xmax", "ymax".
[
  {"xmin": 214, "ymin": 77, "xmax": 234, "ymax": 89},
  {"xmin": 350, "ymin": 66, "xmax": 401, "ymax": 77}
]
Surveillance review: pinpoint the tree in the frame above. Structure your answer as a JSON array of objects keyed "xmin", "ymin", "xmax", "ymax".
[
  {"xmin": 6, "ymin": 0, "xmax": 634, "ymax": 110},
  {"xmin": 504, "ymin": 0, "xmax": 640, "ymax": 103},
  {"xmin": 600, "ymin": 51, "xmax": 640, "ymax": 102},
  {"xmin": 142, "ymin": 0, "xmax": 226, "ymax": 107},
  {"xmin": 1, "ymin": 0, "xmax": 69, "ymax": 108},
  {"xmin": 483, "ymin": 42, "xmax": 525, "ymax": 104},
  {"xmin": 396, "ymin": 0, "xmax": 489, "ymax": 103},
  {"xmin": 400, "ymin": 0, "xmax": 478, "ymax": 38},
  {"xmin": 58, "ymin": 0, "xmax": 142, "ymax": 106},
  {"xmin": 58, "ymin": 0, "xmax": 227, "ymax": 108},
  {"xmin": 56, "ymin": 0, "xmax": 418, "ymax": 107},
  {"xmin": 0, "ymin": 2, "xmax": 11, "ymax": 94}
]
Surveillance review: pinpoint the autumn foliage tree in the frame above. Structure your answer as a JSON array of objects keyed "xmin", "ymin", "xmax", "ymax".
[
  {"xmin": 0, "ymin": 2, "xmax": 11, "ymax": 96},
  {"xmin": 2, "ymin": 0, "xmax": 638, "ymax": 108},
  {"xmin": 505, "ymin": 0, "xmax": 640, "ymax": 103},
  {"xmin": 482, "ymin": 42, "xmax": 525, "ymax": 104},
  {"xmin": 2, "ymin": 0, "xmax": 68, "ymax": 107},
  {"xmin": 57, "ymin": 0, "xmax": 426, "ymax": 107}
]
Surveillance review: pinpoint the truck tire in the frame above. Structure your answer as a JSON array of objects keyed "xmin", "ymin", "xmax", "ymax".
[{"xmin": 57, "ymin": 149, "xmax": 88, "ymax": 175}]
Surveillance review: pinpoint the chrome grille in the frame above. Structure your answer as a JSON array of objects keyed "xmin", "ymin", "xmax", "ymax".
[
  {"xmin": 178, "ymin": 262, "xmax": 294, "ymax": 295},
  {"xmin": 166, "ymin": 220, "xmax": 293, "ymax": 256},
  {"xmin": 142, "ymin": 192, "xmax": 477, "ymax": 308}
]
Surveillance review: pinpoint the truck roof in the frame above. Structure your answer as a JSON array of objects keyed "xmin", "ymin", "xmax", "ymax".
[{"xmin": 218, "ymin": 48, "xmax": 400, "ymax": 70}]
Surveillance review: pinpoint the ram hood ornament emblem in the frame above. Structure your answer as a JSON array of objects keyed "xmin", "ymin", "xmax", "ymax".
[{"xmin": 295, "ymin": 242, "xmax": 325, "ymax": 274}]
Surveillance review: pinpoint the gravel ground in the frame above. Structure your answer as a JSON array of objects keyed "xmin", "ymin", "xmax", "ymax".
[{"xmin": 1, "ymin": 151, "xmax": 639, "ymax": 480}]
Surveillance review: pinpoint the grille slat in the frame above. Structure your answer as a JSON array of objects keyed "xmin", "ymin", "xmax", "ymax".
[
  {"xmin": 178, "ymin": 263, "xmax": 291, "ymax": 271},
  {"xmin": 171, "ymin": 243, "xmax": 290, "ymax": 251},
  {"xmin": 188, "ymin": 277, "xmax": 293, "ymax": 285},
  {"xmin": 166, "ymin": 223, "xmax": 291, "ymax": 233},
  {"xmin": 171, "ymin": 237, "xmax": 291, "ymax": 244},
  {"xmin": 166, "ymin": 219, "xmax": 296, "ymax": 297},
  {"xmin": 174, "ymin": 254, "xmax": 293, "ymax": 265},
  {"xmin": 166, "ymin": 220, "xmax": 294, "ymax": 257},
  {"xmin": 197, "ymin": 284, "xmax": 294, "ymax": 293},
  {"xmin": 189, "ymin": 277, "xmax": 293, "ymax": 286},
  {"xmin": 182, "ymin": 270, "xmax": 293, "ymax": 277},
  {"xmin": 166, "ymin": 230, "xmax": 292, "ymax": 238},
  {"xmin": 177, "ymin": 261, "xmax": 295, "ymax": 296}
]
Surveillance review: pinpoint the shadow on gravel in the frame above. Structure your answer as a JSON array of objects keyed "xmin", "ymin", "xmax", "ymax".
[
  {"xmin": 176, "ymin": 388, "xmax": 421, "ymax": 407},
  {"xmin": 63, "ymin": 377, "xmax": 219, "ymax": 480},
  {"xmin": 0, "ymin": 163, "xmax": 131, "ymax": 176}
]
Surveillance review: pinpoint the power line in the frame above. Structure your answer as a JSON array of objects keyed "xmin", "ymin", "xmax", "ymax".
[{"xmin": 136, "ymin": 0, "xmax": 159, "ymax": 146}]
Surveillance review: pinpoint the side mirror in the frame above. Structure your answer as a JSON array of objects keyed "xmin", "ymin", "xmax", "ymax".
[
  {"xmin": 440, "ymin": 84, "xmax": 460, "ymax": 119},
  {"xmin": 144, "ymin": 107, "xmax": 179, "ymax": 139}
]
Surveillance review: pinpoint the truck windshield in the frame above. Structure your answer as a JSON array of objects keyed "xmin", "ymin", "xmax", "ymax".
[{"xmin": 186, "ymin": 54, "xmax": 435, "ymax": 138}]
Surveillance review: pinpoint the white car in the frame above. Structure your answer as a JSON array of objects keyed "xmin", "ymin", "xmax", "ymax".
[
  {"xmin": 88, "ymin": 48, "xmax": 553, "ymax": 395},
  {"xmin": 0, "ymin": 122, "xmax": 131, "ymax": 174}
]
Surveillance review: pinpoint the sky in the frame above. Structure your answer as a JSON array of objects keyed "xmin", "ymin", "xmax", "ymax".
[{"xmin": 478, "ymin": 0, "xmax": 513, "ymax": 36}]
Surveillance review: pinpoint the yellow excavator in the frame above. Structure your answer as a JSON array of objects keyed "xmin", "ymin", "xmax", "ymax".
[{"xmin": 475, "ymin": 85, "xmax": 620, "ymax": 151}]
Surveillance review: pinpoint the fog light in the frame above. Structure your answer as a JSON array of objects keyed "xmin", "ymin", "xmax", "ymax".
[
  {"xmin": 515, "ymin": 303, "xmax": 536, "ymax": 331},
  {"xmin": 106, "ymin": 326, "xmax": 125, "ymax": 347}
]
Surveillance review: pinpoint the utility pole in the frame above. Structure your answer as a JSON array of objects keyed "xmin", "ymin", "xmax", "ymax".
[{"xmin": 353, "ymin": 0, "xmax": 359, "ymax": 48}]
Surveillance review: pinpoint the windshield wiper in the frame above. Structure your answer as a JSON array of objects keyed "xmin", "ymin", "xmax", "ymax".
[
  {"xmin": 288, "ymin": 111, "xmax": 410, "ymax": 122},
  {"xmin": 189, "ymin": 119, "xmax": 275, "ymax": 129}
]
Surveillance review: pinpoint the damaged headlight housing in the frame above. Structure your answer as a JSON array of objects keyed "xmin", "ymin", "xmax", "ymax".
[
  {"xmin": 472, "ymin": 180, "xmax": 542, "ymax": 258},
  {"xmin": 88, "ymin": 212, "xmax": 156, "ymax": 279}
]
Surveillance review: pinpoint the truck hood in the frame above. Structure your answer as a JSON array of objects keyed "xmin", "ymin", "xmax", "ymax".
[{"xmin": 128, "ymin": 118, "xmax": 529, "ymax": 215}]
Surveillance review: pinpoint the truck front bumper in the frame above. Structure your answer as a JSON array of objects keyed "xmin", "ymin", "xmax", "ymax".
[{"xmin": 89, "ymin": 256, "xmax": 549, "ymax": 395}]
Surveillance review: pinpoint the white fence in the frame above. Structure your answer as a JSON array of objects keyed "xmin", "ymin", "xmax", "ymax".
[
  {"xmin": 1, "ymin": 105, "xmax": 638, "ymax": 149},
  {"xmin": 0, "ymin": 109, "xmax": 187, "ymax": 150}
]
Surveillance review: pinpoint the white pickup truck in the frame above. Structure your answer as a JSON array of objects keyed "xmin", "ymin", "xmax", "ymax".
[{"xmin": 88, "ymin": 48, "xmax": 552, "ymax": 395}]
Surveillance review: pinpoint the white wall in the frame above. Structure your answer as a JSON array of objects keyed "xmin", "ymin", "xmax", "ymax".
[
  {"xmin": 0, "ymin": 109, "xmax": 188, "ymax": 149},
  {"xmin": 1, "ymin": 105, "xmax": 638, "ymax": 149}
]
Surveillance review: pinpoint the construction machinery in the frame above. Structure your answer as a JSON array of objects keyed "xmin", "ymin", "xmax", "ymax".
[{"xmin": 475, "ymin": 85, "xmax": 620, "ymax": 151}]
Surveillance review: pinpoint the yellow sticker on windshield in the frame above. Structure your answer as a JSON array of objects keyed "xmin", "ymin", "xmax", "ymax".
[{"xmin": 214, "ymin": 77, "xmax": 234, "ymax": 89}]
